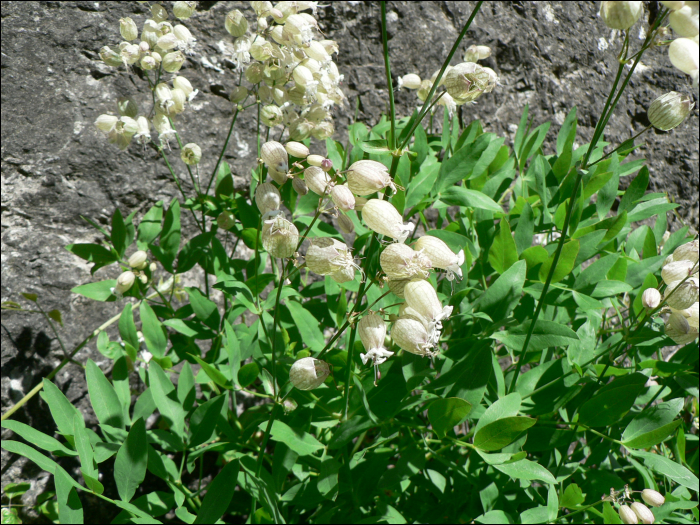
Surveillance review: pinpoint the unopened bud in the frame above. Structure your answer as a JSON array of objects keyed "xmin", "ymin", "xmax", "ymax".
[
  {"xmin": 230, "ymin": 85, "xmax": 248, "ymax": 103},
  {"xmin": 128, "ymin": 250, "xmax": 149, "ymax": 270},
  {"xmin": 173, "ymin": 1, "xmax": 197, "ymax": 20},
  {"xmin": 380, "ymin": 243, "xmax": 432, "ymax": 281},
  {"xmin": 391, "ymin": 318, "xmax": 435, "ymax": 356},
  {"xmin": 665, "ymin": 278, "xmax": 699, "ymax": 309},
  {"xmin": 331, "ymin": 184, "xmax": 355, "ymax": 212},
  {"xmin": 262, "ymin": 215, "xmax": 298, "ymax": 258},
  {"xmin": 669, "ymin": 37, "xmax": 700, "ymax": 75},
  {"xmin": 173, "ymin": 76, "xmax": 194, "ymax": 97},
  {"xmin": 149, "ymin": 262, "xmax": 158, "ymax": 272},
  {"xmin": 261, "ymin": 141, "xmax": 289, "ymax": 173},
  {"xmin": 648, "ymin": 91, "xmax": 694, "ymax": 131},
  {"xmin": 285, "ymin": 141, "xmax": 310, "ymax": 158},
  {"xmin": 346, "ymin": 160, "xmax": 396, "ymax": 196},
  {"xmin": 115, "ymin": 271, "xmax": 136, "ymax": 295},
  {"xmin": 673, "ymin": 239, "xmax": 699, "ymax": 264},
  {"xmin": 289, "ymin": 357, "xmax": 330, "ymax": 390},
  {"xmin": 292, "ymin": 177, "xmax": 309, "ymax": 195},
  {"xmin": 619, "ymin": 504, "xmax": 638, "ymax": 525},
  {"xmin": 180, "ymin": 143, "xmax": 202, "ymax": 165},
  {"xmin": 305, "ymin": 238, "xmax": 354, "ymax": 276},
  {"xmin": 255, "ymin": 182, "xmax": 281, "ymax": 215},
  {"xmin": 641, "ymin": 489, "xmax": 665, "ymax": 507},
  {"xmin": 662, "ymin": 259, "xmax": 698, "ymax": 284},
  {"xmin": 321, "ymin": 158, "xmax": 333, "ymax": 172},
  {"xmin": 226, "ymin": 9, "xmax": 249, "ymax": 37},
  {"xmin": 304, "ymin": 166, "xmax": 333, "ymax": 195},
  {"xmin": 151, "ymin": 3, "xmax": 168, "ymax": 22},
  {"xmin": 120, "ymin": 17, "xmax": 139, "ymax": 41},
  {"xmin": 630, "ymin": 502, "xmax": 655, "ymax": 525},
  {"xmin": 217, "ymin": 210, "xmax": 236, "ymax": 230},
  {"xmin": 669, "ymin": 4, "xmax": 699, "ymax": 38},
  {"xmin": 414, "ymin": 235, "xmax": 465, "ymax": 281},
  {"xmin": 398, "ymin": 73, "xmax": 422, "ymax": 89},
  {"xmin": 362, "ymin": 199, "xmax": 415, "ymax": 243},
  {"xmin": 307, "ymin": 154, "xmax": 325, "ymax": 167},
  {"xmin": 642, "ymin": 288, "xmax": 662, "ymax": 309},
  {"xmin": 337, "ymin": 213, "xmax": 355, "ymax": 234},
  {"xmin": 600, "ymin": 1, "xmax": 643, "ymax": 30}
]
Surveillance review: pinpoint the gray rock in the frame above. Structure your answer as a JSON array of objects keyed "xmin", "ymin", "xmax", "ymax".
[{"xmin": 1, "ymin": 1, "xmax": 697, "ymax": 520}]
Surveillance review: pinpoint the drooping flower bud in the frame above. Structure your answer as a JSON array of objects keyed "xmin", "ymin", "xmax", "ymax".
[
  {"xmin": 331, "ymin": 184, "xmax": 355, "ymax": 212},
  {"xmin": 285, "ymin": 141, "xmax": 309, "ymax": 159},
  {"xmin": 307, "ymin": 154, "xmax": 325, "ymax": 167},
  {"xmin": 305, "ymin": 238, "xmax": 355, "ymax": 276},
  {"xmin": 641, "ymin": 489, "xmax": 665, "ymax": 507},
  {"xmin": 346, "ymin": 160, "xmax": 397, "ymax": 196},
  {"xmin": 262, "ymin": 215, "xmax": 299, "ymax": 258},
  {"xmin": 648, "ymin": 92, "xmax": 695, "ymax": 131},
  {"xmin": 289, "ymin": 357, "xmax": 330, "ymax": 390},
  {"xmin": 226, "ymin": 9, "xmax": 249, "ymax": 37},
  {"xmin": 255, "ymin": 182, "xmax": 281, "ymax": 216},
  {"xmin": 261, "ymin": 104, "xmax": 283, "ymax": 127},
  {"xmin": 630, "ymin": 503, "xmax": 655, "ymax": 525},
  {"xmin": 100, "ymin": 46, "xmax": 123, "ymax": 67},
  {"xmin": 669, "ymin": 4, "xmax": 699, "ymax": 38},
  {"xmin": 115, "ymin": 271, "xmax": 136, "ymax": 295},
  {"xmin": 362, "ymin": 199, "xmax": 415, "ymax": 243},
  {"xmin": 380, "ymin": 243, "xmax": 432, "ymax": 281},
  {"xmin": 642, "ymin": 288, "xmax": 662, "ymax": 309},
  {"xmin": 268, "ymin": 168, "xmax": 289, "ymax": 185},
  {"xmin": 662, "ymin": 259, "xmax": 698, "ymax": 284},
  {"xmin": 128, "ymin": 250, "xmax": 149, "ymax": 270},
  {"xmin": 665, "ymin": 278, "xmax": 699, "ymax": 309},
  {"xmin": 261, "ymin": 141, "xmax": 288, "ymax": 173},
  {"xmin": 321, "ymin": 158, "xmax": 333, "ymax": 172},
  {"xmin": 600, "ymin": 1, "xmax": 643, "ymax": 30},
  {"xmin": 162, "ymin": 51, "xmax": 185, "ymax": 73},
  {"xmin": 398, "ymin": 73, "xmax": 422, "ymax": 90},
  {"xmin": 292, "ymin": 177, "xmax": 309, "ymax": 195},
  {"xmin": 180, "ymin": 143, "xmax": 202, "ymax": 165},
  {"xmin": 669, "ymin": 37, "xmax": 700, "ymax": 74},
  {"xmin": 304, "ymin": 166, "xmax": 333, "ymax": 195},
  {"xmin": 414, "ymin": 235, "xmax": 465, "ymax": 281},
  {"xmin": 618, "ymin": 504, "xmax": 638, "ymax": 525},
  {"xmin": 120, "ymin": 17, "xmax": 139, "ymax": 41},
  {"xmin": 404, "ymin": 280, "xmax": 453, "ymax": 326},
  {"xmin": 359, "ymin": 313, "xmax": 394, "ymax": 366},
  {"xmin": 217, "ymin": 210, "xmax": 236, "ymax": 230},
  {"xmin": 391, "ymin": 317, "xmax": 436, "ymax": 356},
  {"xmin": 444, "ymin": 62, "xmax": 493, "ymax": 103},
  {"xmin": 665, "ymin": 311, "xmax": 698, "ymax": 344},
  {"xmin": 173, "ymin": 1, "xmax": 197, "ymax": 20},
  {"xmin": 95, "ymin": 114, "xmax": 119, "ymax": 133},
  {"xmin": 337, "ymin": 213, "xmax": 355, "ymax": 234},
  {"xmin": 673, "ymin": 239, "xmax": 699, "ymax": 264}
]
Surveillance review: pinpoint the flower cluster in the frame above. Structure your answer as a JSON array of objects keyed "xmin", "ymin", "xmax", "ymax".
[
  {"xmin": 398, "ymin": 44, "xmax": 498, "ymax": 116},
  {"xmin": 603, "ymin": 485, "xmax": 666, "ymax": 524},
  {"xmin": 663, "ymin": 1, "xmax": 699, "ymax": 90},
  {"xmin": 661, "ymin": 239, "xmax": 699, "ymax": 344},
  {"xmin": 225, "ymin": 1, "xmax": 344, "ymax": 141}
]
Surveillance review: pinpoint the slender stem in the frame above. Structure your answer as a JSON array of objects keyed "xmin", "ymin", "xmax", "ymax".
[
  {"xmin": 549, "ymin": 500, "xmax": 604, "ymax": 524},
  {"xmin": 588, "ymin": 125, "xmax": 651, "ymax": 167},
  {"xmin": 269, "ymin": 260, "xmax": 288, "ymax": 399},
  {"xmin": 205, "ymin": 107, "xmax": 240, "ymax": 195},
  {"xmin": 380, "ymin": 2, "xmax": 396, "ymax": 151},
  {"xmin": 167, "ymin": 117, "xmax": 201, "ymax": 194},
  {"xmin": 343, "ymin": 323, "xmax": 358, "ymax": 420},
  {"xmin": 155, "ymin": 144, "xmax": 205, "ymax": 233}
]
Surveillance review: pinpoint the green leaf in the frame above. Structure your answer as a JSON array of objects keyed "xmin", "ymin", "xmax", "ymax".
[
  {"xmin": 41, "ymin": 379, "xmax": 83, "ymax": 437},
  {"xmin": 187, "ymin": 288, "xmax": 220, "ymax": 330},
  {"xmin": 55, "ymin": 466, "xmax": 84, "ymax": 524},
  {"xmin": 578, "ymin": 373, "xmax": 647, "ymax": 428},
  {"xmin": 538, "ymin": 240, "xmax": 579, "ymax": 283},
  {"xmin": 224, "ymin": 321, "xmax": 242, "ymax": 389},
  {"xmin": 473, "ymin": 393, "xmax": 522, "ymax": 436},
  {"xmin": 137, "ymin": 202, "xmax": 164, "ymax": 249},
  {"xmin": 162, "ymin": 319, "xmax": 215, "ymax": 339},
  {"xmin": 71, "ymin": 280, "xmax": 117, "ymax": 302},
  {"xmin": 489, "ymin": 219, "xmax": 518, "ymax": 274},
  {"xmin": 190, "ymin": 395, "xmax": 227, "ymax": 448},
  {"xmin": 140, "ymin": 302, "xmax": 167, "ymax": 358},
  {"xmin": 428, "ymin": 343, "xmax": 492, "ymax": 406},
  {"xmin": 556, "ymin": 107, "xmax": 577, "ymax": 155},
  {"xmin": 406, "ymin": 162, "xmax": 440, "ymax": 210},
  {"xmin": 560, "ymin": 483, "xmax": 584, "ymax": 508},
  {"xmin": 119, "ymin": 303, "xmax": 140, "ymax": 351},
  {"xmin": 328, "ymin": 416, "xmax": 374, "ymax": 450},
  {"xmin": 492, "ymin": 321, "xmax": 579, "ymax": 352},
  {"xmin": 1, "ymin": 420, "xmax": 77, "ymax": 457},
  {"xmin": 493, "ymin": 458, "xmax": 556, "ymax": 484},
  {"xmin": 317, "ymin": 456, "xmax": 341, "ymax": 499},
  {"xmin": 474, "ymin": 417, "xmax": 536, "ymax": 451},
  {"xmin": 519, "ymin": 123, "xmax": 550, "ymax": 168},
  {"xmin": 65, "ymin": 244, "xmax": 117, "ymax": 273},
  {"xmin": 85, "ymin": 359, "xmax": 125, "ymax": 429},
  {"xmin": 436, "ymin": 132, "xmax": 500, "ymax": 191},
  {"xmin": 189, "ymin": 355, "xmax": 231, "ymax": 390},
  {"xmin": 262, "ymin": 420, "xmax": 323, "ymax": 456},
  {"xmin": 603, "ymin": 502, "xmax": 623, "ymax": 524},
  {"xmin": 427, "ymin": 398, "xmax": 472, "ymax": 438},
  {"xmin": 438, "ymin": 186, "xmax": 503, "ymax": 213},
  {"xmin": 192, "ymin": 460, "xmax": 240, "ymax": 524},
  {"xmin": 148, "ymin": 362, "xmax": 185, "ymax": 438},
  {"xmin": 590, "ymin": 280, "xmax": 633, "ymax": 298},
  {"xmin": 111, "ymin": 208, "xmax": 127, "ymax": 258},
  {"xmin": 618, "ymin": 166, "xmax": 649, "ymax": 213},
  {"xmin": 628, "ymin": 449, "xmax": 699, "ymax": 491},
  {"xmin": 238, "ymin": 362, "xmax": 260, "ymax": 388},
  {"xmin": 285, "ymin": 300, "xmax": 325, "ymax": 352},
  {"xmin": 622, "ymin": 399, "xmax": 684, "ymax": 449},
  {"xmin": 150, "ymin": 199, "xmax": 181, "ymax": 272},
  {"xmin": 1, "ymin": 440, "xmax": 70, "ymax": 480},
  {"xmin": 513, "ymin": 201, "xmax": 535, "ymax": 254},
  {"xmin": 114, "ymin": 418, "xmax": 148, "ymax": 502},
  {"xmin": 358, "ymin": 139, "xmax": 389, "ymax": 154},
  {"xmin": 520, "ymin": 506, "xmax": 550, "ymax": 524},
  {"xmin": 215, "ymin": 161, "xmax": 234, "ymax": 199},
  {"xmin": 474, "ymin": 260, "xmax": 526, "ymax": 323}
]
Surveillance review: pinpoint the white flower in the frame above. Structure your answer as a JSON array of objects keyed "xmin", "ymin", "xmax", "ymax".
[{"xmin": 360, "ymin": 348, "xmax": 394, "ymax": 366}]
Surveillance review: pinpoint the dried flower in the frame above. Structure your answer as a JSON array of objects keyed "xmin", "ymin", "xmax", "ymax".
[
  {"xmin": 289, "ymin": 357, "xmax": 330, "ymax": 390},
  {"xmin": 292, "ymin": 177, "xmax": 309, "ymax": 195},
  {"xmin": 362, "ymin": 199, "xmax": 415, "ymax": 242}
]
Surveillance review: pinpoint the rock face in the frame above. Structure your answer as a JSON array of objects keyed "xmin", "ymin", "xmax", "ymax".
[{"xmin": 1, "ymin": 1, "xmax": 697, "ymax": 519}]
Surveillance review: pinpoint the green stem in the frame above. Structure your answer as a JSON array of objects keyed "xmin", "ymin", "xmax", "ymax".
[
  {"xmin": 205, "ymin": 107, "xmax": 240, "ymax": 195},
  {"xmin": 550, "ymin": 500, "xmax": 605, "ymax": 523},
  {"xmin": 380, "ymin": 2, "xmax": 396, "ymax": 151},
  {"xmin": 343, "ymin": 323, "xmax": 358, "ymax": 420},
  {"xmin": 155, "ymin": 144, "xmax": 205, "ymax": 233}
]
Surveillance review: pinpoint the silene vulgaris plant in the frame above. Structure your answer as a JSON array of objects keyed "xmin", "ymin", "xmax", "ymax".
[{"xmin": 2, "ymin": 1, "xmax": 699, "ymax": 524}]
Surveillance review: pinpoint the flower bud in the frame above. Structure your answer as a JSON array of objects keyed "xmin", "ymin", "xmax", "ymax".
[
  {"xmin": 669, "ymin": 37, "xmax": 700, "ymax": 74},
  {"xmin": 255, "ymin": 182, "xmax": 281, "ymax": 216},
  {"xmin": 151, "ymin": 3, "xmax": 168, "ymax": 23},
  {"xmin": 673, "ymin": 239, "xmax": 699, "ymax": 264},
  {"xmin": 173, "ymin": 24, "xmax": 195, "ymax": 46},
  {"xmin": 285, "ymin": 141, "xmax": 309, "ymax": 158},
  {"xmin": 115, "ymin": 271, "xmax": 136, "ymax": 295},
  {"xmin": 306, "ymin": 40, "xmax": 330, "ymax": 62},
  {"xmin": 380, "ymin": 243, "xmax": 432, "ymax": 281},
  {"xmin": 669, "ymin": 4, "xmax": 699, "ymax": 38},
  {"xmin": 398, "ymin": 73, "xmax": 422, "ymax": 89},
  {"xmin": 346, "ymin": 160, "xmax": 397, "ymax": 196},
  {"xmin": 665, "ymin": 311, "xmax": 698, "ymax": 344},
  {"xmin": 100, "ymin": 46, "xmax": 123, "ymax": 67},
  {"xmin": 120, "ymin": 43, "xmax": 141, "ymax": 65},
  {"xmin": 330, "ymin": 265, "xmax": 355, "ymax": 283},
  {"xmin": 321, "ymin": 158, "xmax": 333, "ymax": 172},
  {"xmin": 173, "ymin": 1, "xmax": 197, "ymax": 20},
  {"xmin": 414, "ymin": 235, "xmax": 465, "ymax": 281},
  {"xmin": 128, "ymin": 250, "xmax": 149, "ymax": 270},
  {"xmin": 268, "ymin": 168, "xmax": 289, "ymax": 185},
  {"xmin": 337, "ymin": 213, "xmax": 355, "ymax": 234},
  {"xmin": 305, "ymin": 238, "xmax": 354, "ymax": 276},
  {"xmin": 261, "ymin": 104, "xmax": 284, "ymax": 127},
  {"xmin": 642, "ymin": 288, "xmax": 662, "ymax": 309},
  {"xmin": 157, "ymin": 33, "xmax": 179, "ymax": 52},
  {"xmin": 362, "ymin": 199, "xmax": 415, "ymax": 243},
  {"xmin": 619, "ymin": 504, "xmax": 638, "ymax": 524},
  {"xmin": 648, "ymin": 91, "xmax": 695, "ymax": 130},
  {"xmin": 445, "ymin": 62, "xmax": 493, "ymax": 102},
  {"xmin": 162, "ymin": 51, "xmax": 185, "ymax": 73},
  {"xmin": 289, "ymin": 357, "xmax": 330, "ymax": 390},
  {"xmin": 262, "ymin": 215, "xmax": 298, "ymax": 258},
  {"xmin": 95, "ymin": 114, "xmax": 119, "ymax": 133},
  {"xmin": 665, "ymin": 278, "xmax": 699, "ymax": 309},
  {"xmin": 630, "ymin": 502, "xmax": 655, "ymax": 525},
  {"xmin": 391, "ymin": 318, "xmax": 436, "ymax": 356},
  {"xmin": 180, "ymin": 143, "xmax": 202, "ymax": 165},
  {"xmin": 662, "ymin": 259, "xmax": 698, "ymax": 284},
  {"xmin": 404, "ymin": 280, "xmax": 453, "ymax": 325},
  {"xmin": 307, "ymin": 154, "xmax": 325, "ymax": 167},
  {"xmin": 304, "ymin": 166, "xmax": 333, "ymax": 195},
  {"xmin": 331, "ymin": 184, "xmax": 355, "ymax": 212},
  {"xmin": 217, "ymin": 210, "xmax": 236, "ymax": 230},
  {"xmin": 173, "ymin": 76, "xmax": 195, "ymax": 98},
  {"xmin": 600, "ymin": 1, "xmax": 643, "ymax": 30},
  {"xmin": 226, "ymin": 9, "xmax": 249, "ymax": 37},
  {"xmin": 245, "ymin": 62, "xmax": 264, "ymax": 84},
  {"xmin": 120, "ymin": 17, "xmax": 139, "ymax": 41},
  {"xmin": 229, "ymin": 86, "xmax": 248, "ymax": 104},
  {"xmin": 140, "ymin": 53, "xmax": 159, "ymax": 70},
  {"xmin": 641, "ymin": 489, "xmax": 665, "ymax": 507},
  {"xmin": 292, "ymin": 177, "xmax": 309, "ymax": 195},
  {"xmin": 261, "ymin": 141, "xmax": 289, "ymax": 173}
]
